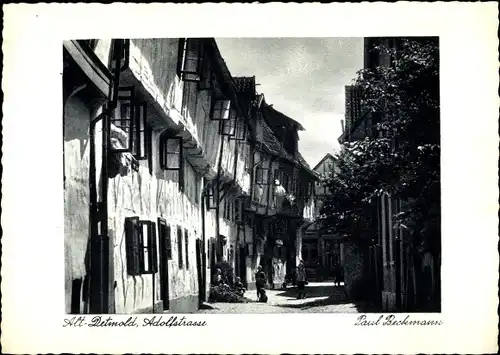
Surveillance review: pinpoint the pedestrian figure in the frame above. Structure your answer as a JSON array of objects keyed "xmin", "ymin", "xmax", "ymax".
[
  {"xmin": 213, "ymin": 268, "xmax": 224, "ymax": 286},
  {"xmin": 296, "ymin": 260, "xmax": 307, "ymax": 299},
  {"xmin": 255, "ymin": 265, "xmax": 267, "ymax": 302},
  {"xmin": 234, "ymin": 276, "xmax": 246, "ymax": 297},
  {"xmin": 334, "ymin": 263, "xmax": 342, "ymax": 287}
]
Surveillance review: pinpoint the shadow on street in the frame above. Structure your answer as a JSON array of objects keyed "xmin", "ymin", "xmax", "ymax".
[
  {"xmin": 275, "ymin": 284, "xmax": 340, "ymax": 299},
  {"xmin": 275, "ymin": 295, "xmax": 378, "ymax": 312}
]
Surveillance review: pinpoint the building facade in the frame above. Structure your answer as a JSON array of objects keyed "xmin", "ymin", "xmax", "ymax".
[
  {"xmin": 338, "ymin": 37, "xmax": 439, "ymax": 311},
  {"xmin": 63, "ymin": 38, "xmax": 315, "ymax": 314},
  {"xmin": 302, "ymin": 153, "xmax": 344, "ymax": 281}
]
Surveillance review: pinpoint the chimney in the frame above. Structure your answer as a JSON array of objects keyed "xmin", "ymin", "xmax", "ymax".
[{"xmin": 340, "ymin": 119, "xmax": 345, "ymax": 133}]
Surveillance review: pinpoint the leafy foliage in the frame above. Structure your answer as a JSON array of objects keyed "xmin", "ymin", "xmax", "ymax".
[{"xmin": 320, "ymin": 38, "xmax": 440, "ymax": 252}]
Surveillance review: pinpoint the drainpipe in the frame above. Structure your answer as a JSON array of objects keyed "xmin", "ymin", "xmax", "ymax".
[{"xmin": 200, "ymin": 186, "xmax": 207, "ymax": 302}]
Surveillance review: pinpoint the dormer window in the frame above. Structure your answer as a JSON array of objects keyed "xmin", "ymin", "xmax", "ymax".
[{"xmin": 177, "ymin": 38, "xmax": 203, "ymax": 82}]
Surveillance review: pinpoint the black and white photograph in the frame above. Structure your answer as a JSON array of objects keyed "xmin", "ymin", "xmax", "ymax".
[
  {"xmin": 63, "ymin": 36, "xmax": 441, "ymax": 315},
  {"xmin": 3, "ymin": 3, "xmax": 498, "ymax": 354}
]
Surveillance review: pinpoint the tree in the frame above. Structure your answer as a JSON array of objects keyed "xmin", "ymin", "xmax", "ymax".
[{"xmin": 320, "ymin": 38, "xmax": 440, "ymax": 254}]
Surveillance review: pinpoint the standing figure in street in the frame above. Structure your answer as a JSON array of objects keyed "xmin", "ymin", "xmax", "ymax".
[
  {"xmin": 296, "ymin": 260, "xmax": 307, "ymax": 299},
  {"xmin": 255, "ymin": 265, "xmax": 267, "ymax": 302},
  {"xmin": 333, "ymin": 263, "xmax": 342, "ymax": 287}
]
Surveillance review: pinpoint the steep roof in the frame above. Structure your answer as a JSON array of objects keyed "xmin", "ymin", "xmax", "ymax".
[
  {"xmin": 261, "ymin": 104, "xmax": 305, "ymax": 131},
  {"xmin": 297, "ymin": 152, "xmax": 318, "ymax": 177},
  {"xmin": 313, "ymin": 153, "xmax": 336, "ymax": 171},
  {"xmin": 233, "ymin": 76, "xmax": 256, "ymax": 117},
  {"xmin": 259, "ymin": 112, "xmax": 294, "ymax": 161}
]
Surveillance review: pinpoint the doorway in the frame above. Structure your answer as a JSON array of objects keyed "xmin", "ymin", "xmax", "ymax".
[
  {"xmin": 195, "ymin": 239, "xmax": 204, "ymax": 303},
  {"xmin": 70, "ymin": 278, "xmax": 83, "ymax": 314},
  {"xmin": 238, "ymin": 246, "xmax": 247, "ymax": 287}
]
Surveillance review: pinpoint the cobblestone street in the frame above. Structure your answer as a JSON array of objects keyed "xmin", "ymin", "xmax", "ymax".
[{"xmin": 200, "ymin": 282, "xmax": 369, "ymax": 313}]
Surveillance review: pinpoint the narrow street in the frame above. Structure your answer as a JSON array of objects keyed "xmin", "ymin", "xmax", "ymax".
[{"xmin": 200, "ymin": 282, "xmax": 370, "ymax": 313}]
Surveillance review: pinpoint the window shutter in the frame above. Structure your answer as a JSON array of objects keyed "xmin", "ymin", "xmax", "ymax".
[
  {"xmin": 166, "ymin": 225, "xmax": 172, "ymax": 259},
  {"xmin": 149, "ymin": 222, "xmax": 158, "ymax": 273},
  {"xmin": 125, "ymin": 217, "xmax": 141, "ymax": 276},
  {"xmin": 207, "ymin": 242, "xmax": 211, "ymax": 268},
  {"xmin": 177, "ymin": 226, "xmax": 183, "ymax": 268},
  {"xmin": 184, "ymin": 229, "xmax": 189, "ymax": 270},
  {"xmin": 138, "ymin": 222, "xmax": 146, "ymax": 273},
  {"xmin": 235, "ymin": 198, "xmax": 243, "ymax": 225}
]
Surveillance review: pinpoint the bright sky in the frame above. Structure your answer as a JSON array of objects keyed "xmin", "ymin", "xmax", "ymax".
[{"xmin": 216, "ymin": 37, "xmax": 363, "ymax": 168}]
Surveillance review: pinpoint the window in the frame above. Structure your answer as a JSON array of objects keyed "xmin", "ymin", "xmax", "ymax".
[
  {"xmin": 230, "ymin": 119, "xmax": 247, "ymax": 141},
  {"xmin": 255, "ymin": 166, "xmax": 269, "ymax": 185},
  {"xmin": 112, "ymin": 86, "xmax": 152, "ymax": 164},
  {"xmin": 205, "ymin": 180, "xmax": 217, "ymax": 210},
  {"xmin": 307, "ymin": 180, "xmax": 315, "ymax": 198},
  {"xmin": 198, "ymin": 56, "xmax": 216, "ymax": 91},
  {"xmin": 235, "ymin": 198, "xmax": 244, "ymax": 225},
  {"xmin": 210, "ymin": 98, "xmax": 233, "ymax": 121},
  {"xmin": 160, "ymin": 134, "xmax": 184, "ymax": 191},
  {"xmin": 284, "ymin": 172, "xmax": 290, "ymax": 190},
  {"xmin": 221, "ymin": 117, "xmax": 236, "ymax": 137},
  {"xmin": 125, "ymin": 217, "xmax": 158, "ymax": 275},
  {"xmin": 244, "ymin": 145, "xmax": 252, "ymax": 172},
  {"xmin": 184, "ymin": 229, "xmax": 189, "ymax": 270},
  {"xmin": 177, "ymin": 38, "xmax": 202, "ymax": 82},
  {"xmin": 177, "ymin": 226, "xmax": 183, "ymax": 268},
  {"xmin": 275, "ymin": 170, "xmax": 289, "ymax": 190},
  {"xmin": 158, "ymin": 218, "xmax": 172, "ymax": 260},
  {"xmin": 223, "ymin": 199, "xmax": 234, "ymax": 221}
]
